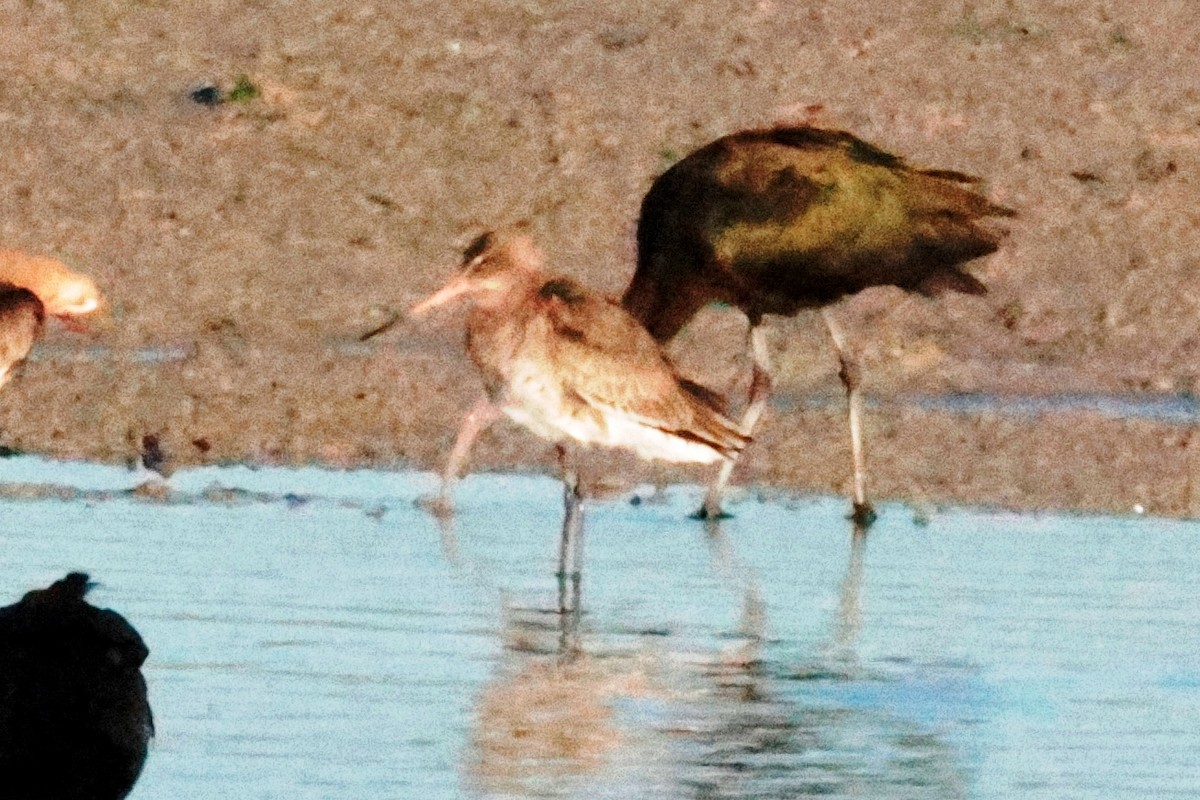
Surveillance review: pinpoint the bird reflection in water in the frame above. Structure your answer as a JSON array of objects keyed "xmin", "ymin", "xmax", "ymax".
[
  {"xmin": 468, "ymin": 654, "xmax": 645, "ymax": 797},
  {"xmin": 466, "ymin": 516, "xmax": 770, "ymax": 800},
  {"xmin": 701, "ymin": 515, "xmax": 767, "ymax": 665},
  {"xmin": 669, "ymin": 522, "xmax": 967, "ymax": 799},
  {"xmin": 461, "ymin": 510, "xmax": 967, "ymax": 798},
  {"xmin": 822, "ymin": 523, "xmax": 868, "ymax": 676},
  {"xmin": 465, "ymin": 536, "xmax": 649, "ymax": 798},
  {"xmin": 426, "ymin": 467, "xmax": 584, "ymax": 660}
]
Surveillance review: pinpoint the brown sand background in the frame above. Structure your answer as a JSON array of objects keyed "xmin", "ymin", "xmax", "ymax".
[{"xmin": 1, "ymin": 1, "xmax": 1198, "ymax": 517}]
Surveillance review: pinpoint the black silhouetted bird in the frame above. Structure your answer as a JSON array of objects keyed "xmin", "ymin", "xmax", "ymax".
[
  {"xmin": 623, "ymin": 126, "xmax": 1015, "ymax": 523},
  {"xmin": 0, "ymin": 572, "xmax": 154, "ymax": 800}
]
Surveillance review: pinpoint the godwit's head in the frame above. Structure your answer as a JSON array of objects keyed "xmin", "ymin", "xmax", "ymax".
[
  {"xmin": 0, "ymin": 251, "xmax": 103, "ymax": 324},
  {"xmin": 410, "ymin": 231, "xmax": 544, "ymax": 316}
]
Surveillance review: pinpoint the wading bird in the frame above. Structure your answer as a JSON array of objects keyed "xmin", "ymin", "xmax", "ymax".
[
  {"xmin": 411, "ymin": 232, "xmax": 748, "ymax": 585},
  {"xmin": 0, "ymin": 572, "xmax": 153, "ymax": 800},
  {"xmin": 623, "ymin": 126, "xmax": 1014, "ymax": 524},
  {"xmin": 0, "ymin": 250, "xmax": 103, "ymax": 390}
]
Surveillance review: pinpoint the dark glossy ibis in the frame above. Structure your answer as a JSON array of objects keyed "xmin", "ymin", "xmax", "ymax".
[{"xmin": 623, "ymin": 126, "xmax": 1014, "ymax": 523}]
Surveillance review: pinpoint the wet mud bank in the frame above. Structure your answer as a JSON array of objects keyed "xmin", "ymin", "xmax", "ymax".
[{"xmin": 2, "ymin": 348, "xmax": 1196, "ymax": 521}]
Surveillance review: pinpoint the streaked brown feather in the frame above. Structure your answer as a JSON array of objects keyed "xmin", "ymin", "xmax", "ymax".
[
  {"xmin": 677, "ymin": 376, "xmax": 731, "ymax": 415},
  {"xmin": 534, "ymin": 281, "xmax": 748, "ymax": 458},
  {"xmin": 0, "ymin": 284, "xmax": 44, "ymax": 389},
  {"xmin": 437, "ymin": 234, "xmax": 749, "ymax": 464}
]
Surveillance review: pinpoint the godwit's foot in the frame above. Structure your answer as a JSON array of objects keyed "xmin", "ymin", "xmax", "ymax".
[
  {"xmin": 415, "ymin": 491, "xmax": 456, "ymax": 520},
  {"xmin": 850, "ymin": 501, "xmax": 877, "ymax": 530}
]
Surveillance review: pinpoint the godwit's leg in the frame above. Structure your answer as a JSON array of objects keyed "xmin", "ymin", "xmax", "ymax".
[
  {"xmin": 556, "ymin": 444, "xmax": 585, "ymax": 658},
  {"xmin": 698, "ymin": 321, "xmax": 772, "ymax": 520},
  {"xmin": 419, "ymin": 396, "xmax": 501, "ymax": 516},
  {"xmin": 821, "ymin": 309, "xmax": 876, "ymax": 528}
]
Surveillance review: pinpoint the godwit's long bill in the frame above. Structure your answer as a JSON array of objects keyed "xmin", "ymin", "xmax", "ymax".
[
  {"xmin": 411, "ymin": 232, "xmax": 748, "ymax": 587},
  {"xmin": 624, "ymin": 126, "xmax": 1014, "ymax": 524}
]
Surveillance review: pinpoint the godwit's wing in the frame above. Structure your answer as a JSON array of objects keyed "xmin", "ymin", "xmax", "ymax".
[{"xmin": 532, "ymin": 278, "xmax": 748, "ymax": 461}]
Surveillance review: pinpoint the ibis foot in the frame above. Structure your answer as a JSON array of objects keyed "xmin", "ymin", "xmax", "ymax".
[
  {"xmin": 850, "ymin": 501, "xmax": 877, "ymax": 530},
  {"xmin": 692, "ymin": 502, "xmax": 734, "ymax": 522}
]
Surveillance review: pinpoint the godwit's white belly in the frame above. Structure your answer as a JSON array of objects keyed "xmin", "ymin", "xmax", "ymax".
[{"xmin": 499, "ymin": 363, "xmax": 726, "ymax": 465}]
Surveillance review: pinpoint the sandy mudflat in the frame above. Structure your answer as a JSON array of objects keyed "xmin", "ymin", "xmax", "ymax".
[{"xmin": 0, "ymin": 1, "xmax": 1198, "ymax": 517}]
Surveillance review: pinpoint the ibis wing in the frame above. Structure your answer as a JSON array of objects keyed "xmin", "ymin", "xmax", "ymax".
[
  {"xmin": 630, "ymin": 126, "xmax": 1011, "ymax": 339},
  {"xmin": 709, "ymin": 159, "xmax": 911, "ymax": 275},
  {"xmin": 673, "ymin": 127, "xmax": 1011, "ymax": 282}
]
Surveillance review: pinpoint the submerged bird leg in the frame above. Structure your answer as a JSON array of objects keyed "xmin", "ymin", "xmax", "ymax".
[
  {"xmin": 422, "ymin": 396, "xmax": 502, "ymax": 516},
  {"xmin": 821, "ymin": 308, "xmax": 876, "ymax": 528},
  {"xmin": 698, "ymin": 322, "xmax": 772, "ymax": 520},
  {"xmin": 556, "ymin": 444, "xmax": 585, "ymax": 659},
  {"xmin": 558, "ymin": 447, "xmax": 585, "ymax": 591}
]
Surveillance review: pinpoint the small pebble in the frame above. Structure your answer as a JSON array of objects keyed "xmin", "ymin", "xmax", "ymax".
[
  {"xmin": 284, "ymin": 493, "xmax": 311, "ymax": 509},
  {"xmin": 140, "ymin": 434, "xmax": 167, "ymax": 475},
  {"xmin": 189, "ymin": 84, "xmax": 222, "ymax": 106}
]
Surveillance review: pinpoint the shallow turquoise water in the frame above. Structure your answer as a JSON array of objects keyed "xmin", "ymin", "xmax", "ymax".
[{"xmin": 0, "ymin": 457, "xmax": 1196, "ymax": 799}]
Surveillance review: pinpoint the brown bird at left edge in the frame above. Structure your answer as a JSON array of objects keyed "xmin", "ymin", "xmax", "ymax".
[{"xmin": 0, "ymin": 250, "xmax": 103, "ymax": 391}]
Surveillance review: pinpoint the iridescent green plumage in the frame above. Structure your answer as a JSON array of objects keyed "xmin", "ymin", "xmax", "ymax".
[{"xmin": 625, "ymin": 126, "xmax": 1013, "ymax": 339}]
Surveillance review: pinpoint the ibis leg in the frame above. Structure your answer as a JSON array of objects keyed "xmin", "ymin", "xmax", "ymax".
[
  {"xmin": 698, "ymin": 323, "xmax": 772, "ymax": 520},
  {"xmin": 822, "ymin": 309, "xmax": 876, "ymax": 527}
]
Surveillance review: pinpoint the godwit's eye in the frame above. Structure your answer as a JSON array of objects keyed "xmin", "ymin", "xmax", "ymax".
[{"xmin": 460, "ymin": 232, "xmax": 496, "ymax": 269}]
